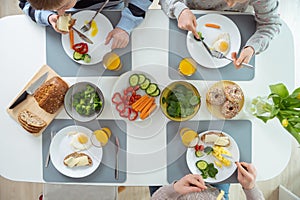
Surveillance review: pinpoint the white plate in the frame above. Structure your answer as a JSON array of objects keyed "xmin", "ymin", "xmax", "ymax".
[
  {"xmin": 50, "ymin": 125, "xmax": 103, "ymax": 178},
  {"xmin": 111, "ymin": 71, "xmax": 160, "ymax": 121},
  {"xmin": 61, "ymin": 10, "xmax": 113, "ymax": 65},
  {"xmin": 186, "ymin": 130, "xmax": 240, "ymax": 183},
  {"xmin": 186, "ymin": 13, "xmax": 241, "ymax": 68}
]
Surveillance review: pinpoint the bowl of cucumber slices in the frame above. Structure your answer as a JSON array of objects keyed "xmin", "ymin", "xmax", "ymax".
[{"xmin": 160, "ymin": 81, "xmax": 201, "ymax": 121}]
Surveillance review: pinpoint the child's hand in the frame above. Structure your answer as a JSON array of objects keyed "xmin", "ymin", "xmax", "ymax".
[
  {"xmin": 105, "ymin": 27, "xmax": 129, "ymax": 49},
  {"xmin": 173, "ymin": 174, "xmax": 207, "ymax": 195},
  {"xmin": 178, "ymin": 9, "xmax": 198, "ymax": 39},
  {"xmin": 231, "ymin": 46, "xmax": 254, "ymax": 69},
  {"xmin": 49, "ymin": 14, "xmax": 68, "ymax": 34},
  {"xmin": 236, "ymin": 162, "xmax": 256, "ymax": 190}
]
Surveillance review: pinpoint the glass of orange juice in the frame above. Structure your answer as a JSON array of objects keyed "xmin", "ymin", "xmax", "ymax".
[
  {"xmin": 103, "ymin": 52, "xmax": 122, "ymax": 71},
  {"xmin": 178, "ymin": 57, "xmax": 197, "ymax": 76},
  {"xmin": 91, "ymin": 127, "xmax": 112, "ymax": 147},
  {"xmin": 179, "ymin": 127, "xmax": 199, "ymax": 147}
]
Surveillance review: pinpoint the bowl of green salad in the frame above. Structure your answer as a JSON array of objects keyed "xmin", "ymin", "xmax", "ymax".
[
  {"xmin": 64, "ymin": 82, "xmax": 104, "ymax": 122},
  {"xmin": 160, "ymin": 81, "xmax": 201, "ymax": 121}
]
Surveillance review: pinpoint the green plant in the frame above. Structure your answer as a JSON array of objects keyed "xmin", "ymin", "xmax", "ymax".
[{"xmin": 251, "ymin": 83, "xmax": 300, "ymax": 144}]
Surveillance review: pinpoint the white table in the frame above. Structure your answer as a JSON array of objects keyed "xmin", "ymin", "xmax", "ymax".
[{"xmin": 0, "ymin": 10, "xmax": 296, "ymax": 185}]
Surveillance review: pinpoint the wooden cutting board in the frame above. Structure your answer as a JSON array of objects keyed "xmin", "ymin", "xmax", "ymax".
[{"xmin": 6, "ymin": 64, "xmax": 69, "ymax": 136}]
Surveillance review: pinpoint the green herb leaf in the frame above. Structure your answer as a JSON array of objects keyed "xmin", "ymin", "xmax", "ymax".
[{"xmin": 269, "ymin": 83, "xmax": 289, "ymax": 98}]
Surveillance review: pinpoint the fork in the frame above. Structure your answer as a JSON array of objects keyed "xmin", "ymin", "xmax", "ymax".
[
  {"xmin": 80, "ymin": 0, "xmax": 109, "ymax": 32},
  {"xmin": 210, "ymin": 49, "xmax": 255, "ymax": 69}
]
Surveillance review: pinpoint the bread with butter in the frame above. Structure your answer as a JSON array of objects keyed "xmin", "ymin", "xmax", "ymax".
[
  {"xmin": 63, "ymin": 152, "xmax": 92, "ymax": 167},
  {"xmin": 57, "ymin": 13, "xmax": 76, "ymax": 32},
  {"xmin": 33, "ymin": 76, "xmax": 69, "ymax": 114},
  {"xmin": 201, "ymin": 131, "xmax": 230, "ymax": 147}
]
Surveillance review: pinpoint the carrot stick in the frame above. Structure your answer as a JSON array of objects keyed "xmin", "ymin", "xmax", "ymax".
[
  {"xmin": 141, "ymin": 99, "xmax": 155, "ymax": 115},
  {"xmin": 136, "ymin": 97, "xmax": 154, "ymax": 112},
  {"xmin": 132, "ymin": 95, "xmax": 148, "ymax": 110},
  {"xmin": 205, "ymin": 23, "xmax": 221, "ymax": 29},
  {"xmin": 69, "ymin": 29, "xmax": 74, "ymax": 49},
  {"xmin": 140, "ymin": 104, "xmax": 157, "ymax": 120}
]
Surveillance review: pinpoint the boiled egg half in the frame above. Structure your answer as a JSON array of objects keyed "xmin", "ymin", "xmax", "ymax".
[
  {"xmin": 211, "ymin": 33, "xmax": 230, "ymax": 55},
  {"xmin": 69, "ymin": 132, "xmax": 92, "ymax": 151}
]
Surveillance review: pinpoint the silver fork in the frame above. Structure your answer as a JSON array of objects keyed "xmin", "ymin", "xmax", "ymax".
[
  {"xmin": 80, "ymin": 0, "xmax": 109, "ymax": 32},
  {"xmin": 210, "ymin": 49, "xmax": 255, "ymax": 69}
]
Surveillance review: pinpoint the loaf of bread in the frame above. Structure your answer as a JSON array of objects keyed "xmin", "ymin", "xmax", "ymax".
[
  {"xmin": 34, "ymin": 76, "xmax": 69, "ymax": 114},
  {"xmin": 18, "ymin": 110, "xmax": 47, "ymax": 134},
  {"xmin": 63, "ymin": 152, "xmax": 93, "ymax": 167}
]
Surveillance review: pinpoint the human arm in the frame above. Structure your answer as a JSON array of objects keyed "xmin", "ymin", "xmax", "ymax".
[
  {"xmin": 105, "ymin": 0, "xmax": 152, "ymax": 49},
  {"xmin": 236, "ymin": 162, "xmax": 265, "ymax": 200},
  {"xmin": 247, "ymin": 0, "xmax": 282, "ymax": 54},
  {"xmin": 151, "ymin": 174, "xmax": 207, "ymax": 199},
  {"xmin": 18, "ymin": 0, "xmax": 55, "ymax": 26}
]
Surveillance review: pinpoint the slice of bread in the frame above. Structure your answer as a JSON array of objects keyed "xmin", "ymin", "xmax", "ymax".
[
  {"xmin": 18, "ymin": 110, "xmax": 47, "ymax": 134},
  {"xmin": 200, "ymin": 131, "xmax": 230, "ymax": 147},
  {"xmin": 63, "ymin": 152, "xmax": 93, "ymax": 167},
  {"xmin": 57, "ymin": 13, "xmax": 76, "ymax": 32}
]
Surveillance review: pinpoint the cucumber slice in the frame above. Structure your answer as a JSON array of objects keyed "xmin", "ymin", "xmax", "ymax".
[
  {"xmin": 83, "ymin": 54, "xmax": 91, "ymax": 63},
  {"xmin": 73, "ymin": 51, "xmax": 83, "ymax": 60},
  {"xmin": 146, "ymin": 83, "xmax": 158, "ymax": 95},
  {"xmin": 129, "ymin": 74, "xmax": 139, "ymax": 86},
  {"xmin": 196, "ymin": 160, "xmax": 208, "ymax": 171},
  {"xmin": 149, "ymin": 88, "xmax": 161, "ymax": 97},
  {"xmin": 138, "ymin": 74, "xmax": 146, "ymax": 85},
  {"xmin": 195, "ymin": 150, "xmax": 204, "ymax": 157},
  {"xmin": 140, "ymin": 78, "xmax": 150, "ymax": 90}
]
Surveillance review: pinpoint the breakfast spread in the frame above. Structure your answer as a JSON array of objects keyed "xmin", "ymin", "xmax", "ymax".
[
  {"xmin": 206, "ymin": 80, "xmax": 244, "ymax": 119},
  {"xmin": 17, "ymin": 110, "xmax": 47, "ymax": 134},
  {"xmin": 63, "ymin": 152, "xmax": 92, "ymax": 168},
  {"xmin": 34, "ymin": 76, "xmax": 69, "ymax": 114}
]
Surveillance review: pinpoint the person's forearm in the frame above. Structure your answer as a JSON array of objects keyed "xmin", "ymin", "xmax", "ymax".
[
  {"xmin": 243, "ymin": 186, "xmax": 265, "ymax": 200},
  {"xmin": 116, "ymin": 0, "xmax": 152, "ymax": 34},
  {"xmin": 246, "ymin": 0, "xmax": 282, "ymax": 54},
  {"xmin": 159, "ymin": 0, "xmax": 187, "ymax": 19},
  {"xmin": 19, "ymin": 0, "xmax": 54, "ymax": 26}
]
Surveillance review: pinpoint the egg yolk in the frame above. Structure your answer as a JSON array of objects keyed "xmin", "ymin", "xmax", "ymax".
[
  {"xmin": 219, "ymin": 41, "xmax": 229, "ymax": 53},
  {"xmin": 78, "ymin": 134, "xmax": 88, "ymax": 144},
  {"xmin": 90, "ymin": 20, "xmax": 98, "ymax": 37}
]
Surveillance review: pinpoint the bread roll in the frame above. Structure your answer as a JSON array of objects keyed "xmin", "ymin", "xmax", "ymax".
[{"xmin": 34, "ymin": 76, "xmax": 69, "ymax": 114}]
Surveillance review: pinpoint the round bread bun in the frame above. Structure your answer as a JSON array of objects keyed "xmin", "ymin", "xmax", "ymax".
[{"xmin": 206, "ymin": 80, "xmax": 244, "ymax": 119}]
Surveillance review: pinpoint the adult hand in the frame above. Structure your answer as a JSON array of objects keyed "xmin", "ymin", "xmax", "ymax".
[
  {"xmin": 236, "ymin": 162, "xmax": 256, "ymax": 190},
  {"xmin": 173, "ymin": 174, "xmax": 207, "ymax": 195},
  {"xmin": 231, "ymin": 46, "xmax": 254, "ymax": 69},
  {"xmin": 178, "ymin": 9, "xmax": 199, "ymax": 39},
  {"xmin": 105, "ymin": 27, "xmax": 129, "ymax": 49},
  {"xmin": 49, "ymin": 14, "xmax": 67, "ymax": 34}
]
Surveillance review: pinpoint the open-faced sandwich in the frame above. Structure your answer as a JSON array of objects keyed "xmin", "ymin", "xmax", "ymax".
[
  {"xmin": 57, "ymin": 13, "xmax": 76, "ymax": 32},
  {"xmin": 200, "ymin": 131, "xmax": 230, "ymax": 147},
  {"xmin": 63, "ymin": 152, "xmax": 92, "ymax": 168}
]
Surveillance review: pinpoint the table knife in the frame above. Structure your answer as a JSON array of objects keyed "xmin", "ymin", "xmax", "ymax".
[
  {"xmin": 115, "ymin": 136, "xmax": 120, "ymax": 180},
  {"xmin": 45, "ymin": 131, "xmax": 55, "ymax": 168},
  {"xmin": 9, "ymin": 71, "xmax": 49, "ymax": 109},
  {"xmin": 72, "ymin": 27, "xmax": 94, "ymax": 44}
]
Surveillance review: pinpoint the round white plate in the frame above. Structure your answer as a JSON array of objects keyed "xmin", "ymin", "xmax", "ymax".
[
  {"xmin": 186, "ymin": 130, "xmax": 240, "ymax": 183},
  {"xmin": 50, "ymin": 125, "xmax": 103, "ymax": 178},
  {"xmin": 186, "ymin": 13, "xmax": 241, "ymax": 68},
  {"xmin": 111, "ymin": 70, "xmax": 160, "ymax": 121},
  {"xmin": 61, "ymin": 10, "xmax": 113, "ymax": 65}
]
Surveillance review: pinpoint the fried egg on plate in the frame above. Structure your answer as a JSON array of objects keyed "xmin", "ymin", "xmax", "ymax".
[
  {"xmin": 211, "ymin": 33, "xmax": 230, "ymax": 55},
  {"xmin": 69, "ymin": 131, "xmax": 92, "ymax": 151}
]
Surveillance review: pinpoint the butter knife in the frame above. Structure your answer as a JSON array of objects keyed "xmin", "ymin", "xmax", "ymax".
[
  {"xmin": 45, "ymin": 131, "xmax": 55, "ymax": 168},
  {"xmin": 9, "ymin": 71, "xmax": 49, "ymax": 109},
  {"xmin": 72, "ymin": 27, "xmax": 94, "ymax": 44},
  {"xmin": 115, "ymin": 136, "xmax": 120, "ymax": 180}
]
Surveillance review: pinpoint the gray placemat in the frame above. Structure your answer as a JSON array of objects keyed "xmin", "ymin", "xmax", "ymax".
[
  {"xmin": 166, "ymin": 120, "xmax": 252, "ymax": 184},
  {"xmin": 46, "ymin": 11, "xmax": 132, "ymax": 77},
  {"xmin": 168, "ymin": 14, "xmax": 256, "ymax": 81},
  {"xmin": 43, "ymin": 119, "xmax": 127, "ymax": 183}
]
